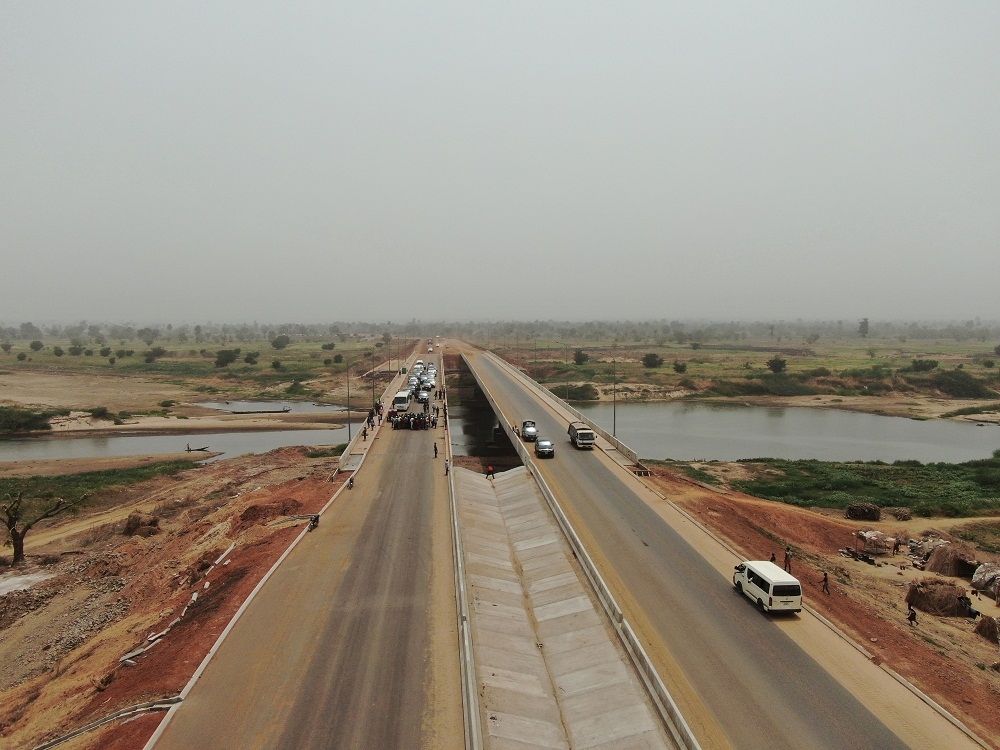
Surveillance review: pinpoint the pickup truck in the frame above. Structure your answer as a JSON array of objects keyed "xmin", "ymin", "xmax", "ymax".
[{"xmin": 521, "ymin": 420, "xmax": 538, "ymax": 441}]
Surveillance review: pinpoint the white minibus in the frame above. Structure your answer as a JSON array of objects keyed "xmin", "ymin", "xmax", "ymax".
[{"xmin": 733, "ymin": 560, "xmax": 802, "ymax": 613}]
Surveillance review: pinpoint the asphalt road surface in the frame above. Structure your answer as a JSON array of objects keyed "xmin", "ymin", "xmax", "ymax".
[
  {"xmin": 153, "ymin": 412, "xmax": 454, "ymax": 749},
  {"xmin": 469, "ymin": 352, "xmax": 911, "ymax": 750}
]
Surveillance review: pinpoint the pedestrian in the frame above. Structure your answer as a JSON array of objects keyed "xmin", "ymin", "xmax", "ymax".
[
  {"xmin": 486, "ymin": 465, "xmax": 495, "ymax": 480},
  {"xmin": 907, "ymin": 604, "xmax": 917, "ymax": 626},
  {"xmin": 820, "ymin": 571, "xmax": 830, "ymax": 595},
  {"xmin": 362, "ymin": 426, "xmax": 367, "ymax": 441},
  {"xmin": 783, "ymin": 547, "xmax": 792, "ymax": 573},
  {"xmin": 769, "ymin": 552, "xmax": 776, "ymax": 564},
  {"xmin": 445, "ymin": 459, "xmax": 450, "ymax": 475},
  {"xmin": 434, "ymin": 442, "xmax": 438, "ymax": 458}
]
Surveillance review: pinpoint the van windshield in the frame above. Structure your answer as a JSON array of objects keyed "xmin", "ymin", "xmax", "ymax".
[{"xmin": 773, "ymin": 584, "xmax": 801, "ymax": 597}]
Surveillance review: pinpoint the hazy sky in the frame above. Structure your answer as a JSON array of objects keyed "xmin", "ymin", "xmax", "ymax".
[{"xmin": 2, "ymin": 3, "xmax": 998, "ymax": 325}]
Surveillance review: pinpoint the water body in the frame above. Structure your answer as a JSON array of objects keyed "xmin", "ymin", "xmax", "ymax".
[
  {"xmin": 197, "ymin": 400, "xmax": 347, "ymax": 414},
  {"xmin": 575, "ymin": 401, "xmax": 1000, "ymax": 463},
  {"xmin": 0, "ymin": 429, "xmax": 346, "ymax": 464}
]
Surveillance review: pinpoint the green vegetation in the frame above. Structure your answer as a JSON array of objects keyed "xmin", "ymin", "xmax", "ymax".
[
  {"xmin": 0, "ymin": 461, "xmax": 194, "ymax": 503},
  {"xmin": 305, "ymin": 444, "xmax": 347, "ymax": 458},
  {"xmin": 0, "ymin": 407, "xmax": 68, "ymax": 435},
  {"xmin": 954, "ymin": 521, "xmax": 1000, "ymax": 554},
  {"xmin": 642, "ymin": 353, "xmax": 663, "ymax": 368},
  {"xmin": 939, "ymin": 402, "xmax": 1000, "ymax": 418},
  {"xmin": 728, "ymin": 450, "xmax": 1000, "ymax": 517}
]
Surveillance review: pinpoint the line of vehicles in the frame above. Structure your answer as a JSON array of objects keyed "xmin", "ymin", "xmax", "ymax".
[{"xmin": 392, "ymin": 359, "xmax": 438, "ymax": 412}]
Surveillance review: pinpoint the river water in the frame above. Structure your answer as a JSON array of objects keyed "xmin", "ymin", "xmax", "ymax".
[
  {"xmin": 575, "ymin": 401, "xmax": 999, "ymax": 463},
  {"xmin": 0, "ymin": 429, "xmax": 346, "ymax": 464}
]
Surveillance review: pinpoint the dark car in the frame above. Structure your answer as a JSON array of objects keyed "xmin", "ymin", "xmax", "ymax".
[{"xmin": 534, "ymin": 438, "xmax": 554, "ymax": 458}]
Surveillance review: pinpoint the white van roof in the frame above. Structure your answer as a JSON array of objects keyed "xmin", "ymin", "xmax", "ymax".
[{"xmin": 743, "ymin": 560, "xmax": 799, "ymax": 584}]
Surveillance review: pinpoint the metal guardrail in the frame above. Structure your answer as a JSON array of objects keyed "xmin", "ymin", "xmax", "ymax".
[{"xmin": 463, "ymin": 353, "xmax": 700, "ymax": 750}]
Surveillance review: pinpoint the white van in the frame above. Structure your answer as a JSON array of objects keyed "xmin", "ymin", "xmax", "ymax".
[
  {"xmin": 733, "ymin": 560, "xmax": 802, "ymax": 613},
  {"xmin": 392, "ymin": 391, "xmax": 410, "ymax": 412}
]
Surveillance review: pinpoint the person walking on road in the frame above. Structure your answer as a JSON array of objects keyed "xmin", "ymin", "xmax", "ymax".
[
  {"xmin": 485, "ymin": 465, "xmax": 495, "ymax": 480},
  {"xmin": 434, "ymin": 442, "xmax": 438, "ymax": 458},
  {"xmin": 444, "ymin": 459, "xmax": 450, "ymax": 475}
]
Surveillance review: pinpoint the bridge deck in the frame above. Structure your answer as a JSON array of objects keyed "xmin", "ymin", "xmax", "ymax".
[{"xmin": 454, "ymin": 466, "xmax": 673, "ymax": 749}]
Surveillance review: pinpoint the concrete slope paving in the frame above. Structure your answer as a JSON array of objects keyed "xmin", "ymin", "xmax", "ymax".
[{"xmin": 455, "ymin": 466, "xmax": 675, "ymax": 749}]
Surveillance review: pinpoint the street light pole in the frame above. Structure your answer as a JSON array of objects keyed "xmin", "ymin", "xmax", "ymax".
[
  {"xmin": 346, "ymin": 359, "xmax": 352, "ymax": 441},
  {"xmin": 612, "ymin": 356, "xmax": 617, "ymax": 437}
]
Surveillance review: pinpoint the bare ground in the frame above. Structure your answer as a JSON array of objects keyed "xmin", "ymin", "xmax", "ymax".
[{"xmin": 0, "ymin": 447, "xmax": 347, "ymax": 750}]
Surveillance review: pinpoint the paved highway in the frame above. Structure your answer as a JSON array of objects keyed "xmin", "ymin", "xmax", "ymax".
[
  {"xmin": 467, "ymin": 350, "xmax": 912, "ymax": 750},
  {"xmin": 152, "ymin": 390, "xmax": 461, "ymax": 749}
]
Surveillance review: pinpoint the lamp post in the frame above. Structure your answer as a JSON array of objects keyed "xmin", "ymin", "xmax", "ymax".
[
  {"xmin": 346, "ymin": 358, "xmax": 352, "ymax": 442},
  {"xmin": 612, "ymin": 356, "xmax": 617, "ymax": 437},
  {"xmin": 369, "ymin": 351, "xmax": 376, "ymax": 410}
]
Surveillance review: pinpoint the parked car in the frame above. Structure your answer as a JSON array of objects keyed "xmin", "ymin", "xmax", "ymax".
[{"xmin": 534, "ymin": 438, "xmax": 555, "ymax": 458}]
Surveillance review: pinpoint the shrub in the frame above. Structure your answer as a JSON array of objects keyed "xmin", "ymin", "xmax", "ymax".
[
  {"xmin": 271, "ymin": 334, "xmax": 291, "ymax": 350},
  {"xmin": 17, "ymin": 352, "xmax": 27, "ymax": 361},
  {"xmin": 573, "ymin": 349, "xmax": 589, "ymax": 365},
  {"xmin": 53, "ymin": 346, "xmax": 64, "ymax": 357},
  {"xmin": 934, "ymin": 369, "xmax": 996, "ymax": 399},
  {"xmin": 673, "ymin": 361, "xmax": 687, "ymax": 374},
  {"xmin": 29, "ymin": 340, "xmax": 44, "ymax": 351},
  {"xmin": 766, "ymin": 357, "xmax": 787, "ymax": 374},
  {"xmin": 0, "ymin": 343, "xmax": 11, "ymax": 353},
  {"xmin": 321, "ymin": 342, "xmax": 336, "ymax": 350},
  {"xmin": 88, "ymin": 407, "xmax": 113, "ymax": 420},
  {"xmin": 642, "ymin": 353, "xmax": 663, "ymax": 368},
  {"xmin": 563, "ymin": 384, "xmax": 598, "ymax": 401},
  {"xmin": 906, "ymin": 359, "xmax": 939, "ymax": 372},
  {"xmin": 215, "ymin": 349, "xmax": 241, "ymax": 368},
  {"xmin": 333, "ymin": 354, "xmax": 343, "ymax": 364},
  {"xmin": 244, "ymin": 352, "xmax": 259, "ymax": 365},
  {"xmin": 272, "ymin": 359, "xmax": 283, "ymax": 370}
]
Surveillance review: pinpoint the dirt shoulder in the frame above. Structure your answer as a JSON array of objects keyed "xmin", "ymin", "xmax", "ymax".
[
  {"xmin": 0, "ymin": 447, "xmax": 347, "ymax": 750},
  {"xmin": 644, "ymin": 466, "xmax": 1000, "ymax": 746}
]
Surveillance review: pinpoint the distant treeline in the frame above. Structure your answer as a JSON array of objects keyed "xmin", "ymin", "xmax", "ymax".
[{"xmin": 2, "ymin": 318, "xmax": 999, "ymax": 346}]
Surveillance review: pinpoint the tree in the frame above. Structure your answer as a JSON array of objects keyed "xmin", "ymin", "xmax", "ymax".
[
  {"xmin": 272, "ymin": 359, "xmax": 283, "ymax": 370},
  {"xmin": 673, "ymin": 361, "xmax": 687, "ymax": 374},
  {"xmin": 333, "ymin": 354, "xmax": 343, "ymax": 364},
  {"xmin": 995, "ymin": 344, "xmax": 1000, "ymax": 357},
  {"xmin": 642, "ymin": 353, "xmax": 663, "ymax": 368},
  {"xmin": 766, "ymin": 356, "xmax": 787, "ymax": 374},
  {"xmin": 29, "ymin": 340, "xmax": 44, "ymax": 352},
  {"xmin": 0, "ymin": 343, "xmax": 11, "ymax": 353},
  {"xmin": 858, "ymin": 318, "xmax": 870, "ymax": 338},
  {"xmin": 271, "ymin": 334, "xmax": 291, "ymax": 350},
  {"xmin": 215, "ymin": 349, "xmax": 241, "ymax": 368},
  {"xmin": 52, "ymin": 346, "xmax": 64, "ymax": 357},
  {"xmin": 3, "ymin": 492, "xmax": 87, "ymax": 566},
  {"xmin": 244, "ymin": 351, "xmax": 259, "ymax": 365},
  {"xmin": 573, "ymin": 348, "xmax": 589, "ymax": 365}
]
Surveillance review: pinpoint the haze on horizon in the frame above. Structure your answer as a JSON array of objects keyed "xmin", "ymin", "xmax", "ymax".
[{"xmin": 2, "ymin": 3, "xmax": 999, "ymax": 326}]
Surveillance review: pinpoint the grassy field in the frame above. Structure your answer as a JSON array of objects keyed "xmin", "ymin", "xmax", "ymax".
[
  {"xmin": 0, "ymin": 461, "xmax": 196, "ymax": 502},
  {"xmin": 684, "ymin": 451, "xmax": 1000, "ymax": 518}
]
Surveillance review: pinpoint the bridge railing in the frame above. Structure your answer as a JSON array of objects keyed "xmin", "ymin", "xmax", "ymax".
[{"xmin": 463, "ymin": 352, "xmax": 701, "ymax": 750}]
